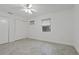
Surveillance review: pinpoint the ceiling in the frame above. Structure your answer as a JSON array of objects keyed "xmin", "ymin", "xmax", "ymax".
[{"xmin": 0, "ymin": 4, "xmax": 74, "ymax": 19}]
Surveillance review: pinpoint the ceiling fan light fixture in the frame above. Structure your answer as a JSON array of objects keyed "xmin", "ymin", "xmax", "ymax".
[{"xmin": 21, "ymin": 4, "xmax": 37, "ymax": 14}]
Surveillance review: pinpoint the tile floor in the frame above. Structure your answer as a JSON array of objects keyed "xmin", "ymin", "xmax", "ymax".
[{"xmin": 0, "ymin": 38, "xmax": 78, "ymax": 55}]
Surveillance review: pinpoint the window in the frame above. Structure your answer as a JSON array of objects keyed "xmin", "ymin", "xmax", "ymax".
[
  {"xmin": 41, "ymin": 18, "xmax": 51, "ymax": 32},
  {"xmin": 42, "ymin": 25, "xmax": 51, "ymax": 32}
]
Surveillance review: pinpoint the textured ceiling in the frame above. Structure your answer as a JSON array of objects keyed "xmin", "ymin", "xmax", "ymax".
[{"xmin": 0, "ymin": 4, "xmax": 74, "ymax": 20}]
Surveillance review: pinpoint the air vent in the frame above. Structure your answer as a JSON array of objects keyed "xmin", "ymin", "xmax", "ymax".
[
  {"xmin": 30, "ymin": 20, "xmax": 35, "ymax": 25},
  {"xmin": 8, "ymin": 12, "xmax": 14, "ymax": 15}
]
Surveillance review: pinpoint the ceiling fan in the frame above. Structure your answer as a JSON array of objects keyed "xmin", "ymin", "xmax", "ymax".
[{"xmin": 21, "ymin": 4, "xmax": 37, "ymax": 14}]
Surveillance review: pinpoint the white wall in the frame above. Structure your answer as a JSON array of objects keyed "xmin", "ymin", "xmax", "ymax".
[
  {"xmin": 28, "ymin": 9, "xmax": 74, "ymax": 46},
  {"xmin": 74, "ymin": 5, "xmax": 79, "ymax": 53},
  {"xmin": 0, "ymin": 17, "xmax": 9, "ymax": 44},
  {"xmin": 15, "ymin": 20, "xmax": 28, "ymax": 40}
]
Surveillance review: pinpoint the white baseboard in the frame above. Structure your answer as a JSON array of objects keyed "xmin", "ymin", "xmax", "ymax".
[
  {"xmin": 27, "ymin": 37, "xmax": 73, "ymax": 46},
  {"xmin": 74, "ymin": 46, "xmax": 79, "ymax": 54}
]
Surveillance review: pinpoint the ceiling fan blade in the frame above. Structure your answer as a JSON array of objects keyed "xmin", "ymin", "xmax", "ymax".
[
  {"xmin": 28, "ymin": 4, "xmax": 32, "ymax": 8},
  {"xmin": 24, "ymin": 9, "xmax": 28, "ymax": 13},
  {"xmin": 21, "ymin": 9, "xmax": 28, "ymax": 12},
  {"xmin": 28, "ymin": 10, "xmax": 32, "ymax": 14},
  {"xmin": 31, "ymin": 9, "xmax": 37, "ymax": 12},
  {"xmin": 21, "ymin": 4, "xmax": 27, "ymax": 9}
]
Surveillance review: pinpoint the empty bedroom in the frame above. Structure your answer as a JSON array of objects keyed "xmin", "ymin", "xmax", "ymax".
[{"xmin": 0, "ymin": 4, "xmax": 79, "ymax": 55}]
